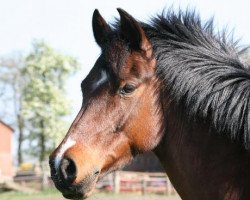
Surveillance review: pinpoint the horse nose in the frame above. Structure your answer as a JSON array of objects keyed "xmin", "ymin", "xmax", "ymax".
[
  {"xmin": 49, "ymin": 146, "xmax": 101, "ymax": 190},
  {"xmin": 59, "ymin": 157, "xmax": 77, "ymax": 184}
]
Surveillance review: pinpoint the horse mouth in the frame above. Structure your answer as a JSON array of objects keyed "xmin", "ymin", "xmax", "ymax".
[
  {"xmin": 61, "ymin": 185, "xmax": 95, "ymax": 200},
  {"xmin": 51, "ymin": 171, "xmax": 99, "ymax": 200},
  {"xmin": 62, "ymin": 188, "xmax": 93, "ymax": 200},
  {"xmin": 62, "ymin": 191, "xmax": 88, "ymax": 200}
]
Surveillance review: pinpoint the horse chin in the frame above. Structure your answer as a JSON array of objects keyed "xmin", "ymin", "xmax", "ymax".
[
  {"xmin": 61, "ymin": 184, "xmax": 96, "ymax": 200},
  {"xmin": 62, "ymin": 187, "xmax": 94, "ymax": 200},
  {"xmin": 58, "ymin": 174, "xmax": 98, "ymax": 200}
]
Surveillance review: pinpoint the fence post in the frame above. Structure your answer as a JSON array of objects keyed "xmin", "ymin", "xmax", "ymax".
[
  {"xmin": 40, "ymin": 160, "xmax": 49, "ymax": 190},
  {"xmin": 166, "ymin": 177, "xmax": 172, "ymax": 195},
  {"xmin": 42, "ymin": 172, "xmax": 49, "ymax": 190},
  {"xmin": 113, "ymin": 171, "xmax": 120, "ymax": 194},
  {"xmin": 141, "ymin": 175, "xmax": 146, "ymax": 195}
]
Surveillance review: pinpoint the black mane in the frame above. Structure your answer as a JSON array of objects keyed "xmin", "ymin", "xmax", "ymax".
[{"xmin": 143, "ymin": 10, "xmax": 250, "ymax": 149}]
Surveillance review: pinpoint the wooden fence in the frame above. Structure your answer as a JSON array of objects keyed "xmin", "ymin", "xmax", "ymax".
[
  {"xmin": 96, "ymin": 171, "xmax": 177, "ymax": 195},
  {"xmin": 12, "ymin": 163, "xmax": 177, "ymax": 196}
]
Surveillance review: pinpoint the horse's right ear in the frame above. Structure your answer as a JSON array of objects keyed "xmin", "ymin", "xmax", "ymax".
[{"xmin": 92, "ymin": 9, "xmax": 111, "ymax": 47}]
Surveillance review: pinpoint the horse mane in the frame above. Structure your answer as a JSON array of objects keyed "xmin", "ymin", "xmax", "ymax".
[{"xmin": 142, "ymin": 9, "xmax": 250, "ymax": 150}]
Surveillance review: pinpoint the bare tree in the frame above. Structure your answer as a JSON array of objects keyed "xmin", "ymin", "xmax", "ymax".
[{"xmin": 0, "ymin": 53, "xmax": 25, "ymax": 165}]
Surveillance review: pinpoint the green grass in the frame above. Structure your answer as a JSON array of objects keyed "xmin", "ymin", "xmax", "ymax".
[
  {"xmin": 0, "ymin": 189, "xmax": 180, "ymax": 200},
  {"xmin": 0, "ymin": 188, "xmax": 62, "ymax": 200}
]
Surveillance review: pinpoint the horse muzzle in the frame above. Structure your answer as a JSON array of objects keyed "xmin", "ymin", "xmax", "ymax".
[{"xmin": 49, "ymin": 156, "xmax": 100, "ymax": 199}]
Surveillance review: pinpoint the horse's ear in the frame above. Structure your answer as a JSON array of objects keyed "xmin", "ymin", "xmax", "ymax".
[
  {"xmin": 92, "ymin": 9, "xmax": 111, "ymax": 47},
  {"xmin": 117, "ymin": 8, "xmax": 151, "ymax": 54}
]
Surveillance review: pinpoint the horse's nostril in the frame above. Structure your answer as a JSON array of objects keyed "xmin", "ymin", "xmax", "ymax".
[
  {"xmin": 94, "ymin": 170, "xmax": 100, "ymax": 176},
  {"xmin": 60, "ymin": 157, "xmax": 77, "ymax": 184}
]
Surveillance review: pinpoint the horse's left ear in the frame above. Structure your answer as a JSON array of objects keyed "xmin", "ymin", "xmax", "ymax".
[
  {"xmin": 92, "ymin": 9, "xmax": 111, "ymax": 47},
  {"xmin": 117, "ymin": 8, "xmax": 152, "ymax": 56}
]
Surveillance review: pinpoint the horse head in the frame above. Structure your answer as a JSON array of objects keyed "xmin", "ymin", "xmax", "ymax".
[{"xmin": 49, "ymin": 8, "xmax": 164, "ymax": 199}]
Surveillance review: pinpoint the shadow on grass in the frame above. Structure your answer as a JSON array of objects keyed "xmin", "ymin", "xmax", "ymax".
[{"xmin": 0, "ymin": 188, "xmax": 181, "ymax": 200}]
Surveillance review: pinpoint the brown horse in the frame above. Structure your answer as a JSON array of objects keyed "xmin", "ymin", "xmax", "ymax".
[{"xmin": 49, "ymin": 8, "xmax": 250, "ymax": 200}]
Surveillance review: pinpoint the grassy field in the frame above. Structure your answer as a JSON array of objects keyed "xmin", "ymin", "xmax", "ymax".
[{"xmin": 0, "ymin": 189, "xmax": 181, "ymax": 200}]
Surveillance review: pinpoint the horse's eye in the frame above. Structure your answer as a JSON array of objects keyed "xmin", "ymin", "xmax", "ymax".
[{"xmin": 120, "ymin": 84, "xmax": 136, "ymax": 95}]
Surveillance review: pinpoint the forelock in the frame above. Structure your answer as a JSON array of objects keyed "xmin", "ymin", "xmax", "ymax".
[{"xmin": 102, "ymin": 33, "xmax": 129, "ymax": 75}]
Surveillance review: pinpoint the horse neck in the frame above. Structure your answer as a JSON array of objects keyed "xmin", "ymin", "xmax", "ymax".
[{"xmin": 154, "ymin": 100, "xmax": 250, "ymax": 200}]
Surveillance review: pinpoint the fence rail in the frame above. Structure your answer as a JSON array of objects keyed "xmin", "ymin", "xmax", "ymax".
[
  {"xmin": 96, "ymin": 171, "xmax": 176, "ymax": 195},
  {"xmin": 12, "ymin": 169, "xmax": 177, "ymax": 195}
]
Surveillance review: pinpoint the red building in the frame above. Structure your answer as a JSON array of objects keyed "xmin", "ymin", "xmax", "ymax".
[{"xmin": 0, "ymin": 120, "xmax": 14, "ymax": 178}]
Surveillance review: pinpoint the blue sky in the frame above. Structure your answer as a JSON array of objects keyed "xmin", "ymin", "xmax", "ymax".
[{"xmin": 1, "ymin": 0, "xmax": 250, "ymax": 119}]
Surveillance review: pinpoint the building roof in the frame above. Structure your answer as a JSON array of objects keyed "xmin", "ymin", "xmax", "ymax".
[{"xmin": 0, "ymin": 120, "xmax": 14, "ymax": 132}]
